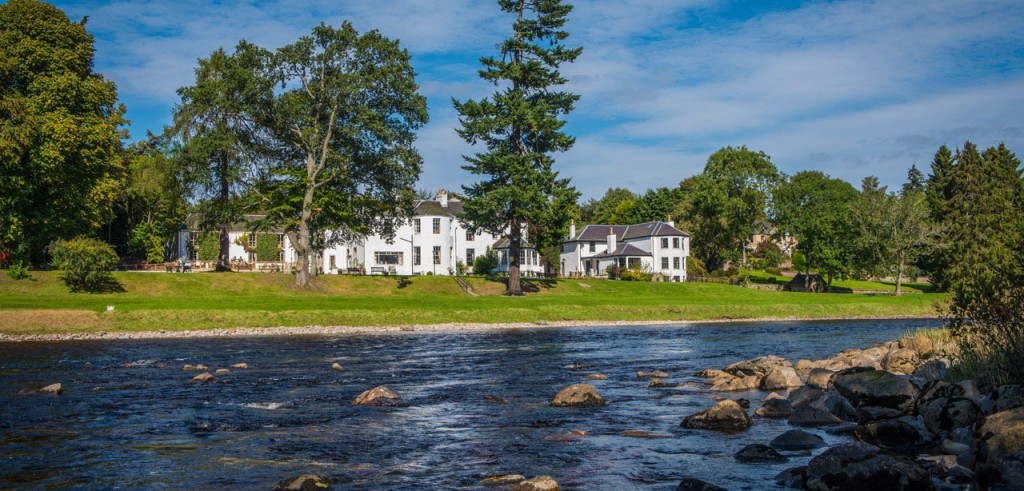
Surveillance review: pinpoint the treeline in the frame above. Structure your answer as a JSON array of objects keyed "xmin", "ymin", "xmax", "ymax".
[{"xmin": 577, "ymin": 144, "xmax": 1023, "ymax": 294}]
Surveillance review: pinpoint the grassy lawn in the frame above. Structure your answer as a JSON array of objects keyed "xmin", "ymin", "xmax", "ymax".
[
  {"xmin": 745, "ymin": 269, "xmax": 932, "ymax": 292},
  {"xmin": 0, "ymin": 271, "xmax": 947, "ymax": 335}
]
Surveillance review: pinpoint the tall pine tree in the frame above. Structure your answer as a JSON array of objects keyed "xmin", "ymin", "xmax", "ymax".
[{"xmin": 455, "ymin": 0, "xmax": 582, "ymax": 295}]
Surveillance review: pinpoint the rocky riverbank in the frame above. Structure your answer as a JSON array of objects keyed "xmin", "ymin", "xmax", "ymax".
[
  {"xmin": 0, "ymin": 315, "xmax": 936, "ymax": 342},
  {"xmin": 681, "ymin": 334, "xmax": 1024, "ymax": 490}
]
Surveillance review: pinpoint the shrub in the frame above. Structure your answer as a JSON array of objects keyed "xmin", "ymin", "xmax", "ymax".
[
  {"xmin": 49, "ymin": 236, "xmax": 119, "ymax": 292},
  {"xmin": 472, "ymin": 248, "xmax": 498, "ymax": 275},
  {"xmin": 792, "ymin": 252, "xmax": 807, "ymax": 272},
  {"xmin": 765, "ymin": 267, "xmax": 783, "ymax": 276},
  {"xmin": 687, "ymin": 257, "xmax": 707, "ymax": 277},
  {"xmin": 6, "ymin": 261, "xmax": 31, "ymax": 280},
  {"xmin": 197, "ymin": 233, "xmax": 219, "ymax": 262},
  {"xmin": 620, "ymin": 266, "xmax": 653, "ymax": 281},
  {"xmin": 256, "ymin": 234, "xmax": 279, "ymax": 262},
  {"xmin": 605, "ymin": 264, "xmax": 621, "ymax": 280}
]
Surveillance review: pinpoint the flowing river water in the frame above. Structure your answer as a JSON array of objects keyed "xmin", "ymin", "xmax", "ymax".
[{"xmin": 0, "ymin": 319, "xmax": 938, "ymax": 490}]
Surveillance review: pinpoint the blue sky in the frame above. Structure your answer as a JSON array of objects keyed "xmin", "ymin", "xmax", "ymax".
[{"xmin": 50, "ymin": 0, "xmax": 1024, "ymax": 199}]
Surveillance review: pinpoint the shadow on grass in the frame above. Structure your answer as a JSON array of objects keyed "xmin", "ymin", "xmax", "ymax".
[
  {"xmin": 393, "ymin": 276, "xmax": 413, "ymax": 289},
  {"xmin": 68, "ymin": 276, "xmax": 125, "ymax": 294},
  {"xmin": 481, "ymin": 275, "xmax": 558, "ymax": 293}
]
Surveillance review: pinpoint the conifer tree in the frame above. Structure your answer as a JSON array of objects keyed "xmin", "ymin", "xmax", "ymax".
[{"xmin": 454, "ymin": 0, "xmax": 582, "ymax": 295}]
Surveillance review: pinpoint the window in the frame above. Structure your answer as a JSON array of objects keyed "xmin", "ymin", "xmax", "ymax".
[
  {"xmin": 277, "ymin": 234, "xmax": 285, "ymax": 249},
  {"xmin": 466, "ymin": 230, "xmax": 474, "ymax": 241},
  {"xmin": 432, "ymin": 218, "xmax": 441, "ymax": 234},
  {"xmin": 673, "ymin": 237, "xmax": 681, "ymax": 248},
  {"xmin": 466, "ymin": 248, "xmax": 475, "ymax": 266},
  {"xmin": 413, "ymin": 218, "xmax": 421, "ymax": 234},
  {"xmin": 519, "ymin": 250, "xmax": 526, "ymax": 264},
  {"xmin": 329, "ymin": 255, "xmax": 336, "ymax": 270},
  {"xmin": 661, "ymin": 238, "xmax": 669, "ymax": 249},
  {"xmin": 662, "ymin": 257, "xmax": 669, "ymax": 269},
  {"xmin": 589, "ymin": 242, "xmax": 595, "ymax": 252},
  {"xmin": 628, "ymin": 257, "xmax": 641, "ymax": 269},
  {"xmin": 248, "ymin": 234, "xmax": 257, "ymax": 249},
  {"xmin": 433, "ymin": 246, "xmax": 441, "ymax": 265},
  {"xmin": 673, "ymin": 257, "xmax": 681, "ymax": 269},
  {"xmin": 413, "ymin": 246, "xmax": 421, "ymax": 266},
  {"xmin": 374, "ymin": 252, "xmax": 403, "ymax": 265}
]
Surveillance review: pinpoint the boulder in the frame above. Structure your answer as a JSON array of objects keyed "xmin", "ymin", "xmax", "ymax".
[
  {"xmin": 882, "ymin": 348, "xmax": 920, "ymax": 375},
  {"xmin": 755, "ymin": 397, "xmax": 793, "ymax": 418},
  {"xmin": 789, "ymin": 386, "xmax": 825, "ymax": 408},
  {"xmin": 898, "ymin": 336, "xmax": 935, "ymax": 358},
  {"xmin": 676, "ymin": 478, "xmax": 727, "ymax": 490},
  {"xmin": 353, "ymin": 386, "xmax": 408, "ymax": 407},
  {"xmin": 918, "ymin": 382, "xmax": 982, "ymax": 437},
  {"xmin": 832, "ymin": 369, "xmax": 917, "ymax": 421},
  {"xmin": 195, "ymin": 364, "xmax": 209, "ymax": 370},
  {"xmin": 795, "ymin": 359, "xmax": 816, "ymax": 370},
  {"xmin": 637, "ymin": 370, "xmax": 669, "ymax": 378},
  {"xmin": 941, "ymin": 439, "xmax": 969, "ymax": 456},
  {"xmin": 331, "ymin": 363, "xmax": 343, "ymax": 371},
  {"xmin": 735, "ymin": 443, "xmax": 788, "ymax": 463},
  {"xmin": 760, "ymin": 367, "xmax": 804, "ymax": 391},
  {"xmin": 215, "ymin": 369, "xmax": 231, "ymax": 375},
  {"xmin": 39, "ymin": 383, "xmax": 62, "ymax": 395},
  {"xmin": 807, "ymin": 368, "xmax": 836, "ymax": 389},
  {"xmin": 274, "ymin": 474, "xmax": 331, "ymax": 491},
  {"xmin": 583, "ymin": 374, "xmax": 608, "ymax": 380},
  {"xmin": 512, "ymin": 475, "xmax": 559, "ymax": 491},
  {"xmin": 725, "ymin": 355, "xmax": 791, "ymax": 378},
  {"xmin": 191, "ymin": 372, "xmax": 214, "ymax": 383},
  {"xmin": 789, "ymin": 405, "xmax": 842, "ymax": 427},
  {"xmin": 681, "ymin": 399, "xmax": 753, "ymax": 431},
  {"xmin": 771, "ymin": 429, "xmax": 826, "ymax": 451},
  {"xmin": 230, "ymin": 363, "xmax": 249, "ymax": 369},
  {"xmin": 853, "ymin": 420, "xmax": 926, "ymax": 454},
  {"xmin": 976, "ymin": 406, "xmax": 1024, "ymax": 488},
  {"xmin": 551, "ymin": 383, "xmax": 605, "ymax": 407},
  {"xmin": 913, "ymin": 359, "xmax": 948, "ymax": 382},
  {"xmin": 182, "ymin": 364, "xmax": 195, "ymax": 371},
  {"xmin": 649, "ymin": 378, "xmax": 683, "ymax": 388},
  {"xmin": 804, "ymin": 442, "xmax": 932, "ymax": 491},
  {"xmin": 481, "ymin": 475, "xmax": 525, "ymax": 486},
  {"xmin": 710, "ymin": 375, "xmax": 760, "ymax": 392},
  {"xmin": 821, "ymin": 393, "xmax": 859, "ymax": 422},
  {"xmin": 775, "ymin": 466, "xmax": 806, "ymax": 489},
  {"xmin": 694, "ymin": 369, "xmax": 730, "ymax": 379},
  {"xmin": 994, "ymin": 384, "xmax": 1024, "ymax": 412}
]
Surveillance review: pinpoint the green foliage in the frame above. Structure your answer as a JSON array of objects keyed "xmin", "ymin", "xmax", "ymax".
[
  {"xmin": 49, "ymin": 236, "xmax": 119, "ymax": 292},
  {"xmin": 255, "ymin": 234, "xmax": 278, "ymax": 263},
  {"xmin": 579, "ymin": 188, "xmax": 636, "ymax": 224},
  {"xmin": 630, "ymin": 187, "xmax": 684, "ymax": 223},
  {"xmin": 620, "ymin": 266, "xmax": 653, "ymax": 282},
  {"xmin": 774, "ymin": 170, "xmax": 859, "ymax": 288},
  {"xmin": 233, "ymin": 23, "xmax": 428, "ymax": 287},
  {"xmin": 792, "ymin": 252, "xmax": 807, "ymax": 272},
  {"xmin": 765, "ymin": 266, "xmax": 782, "ymax": 276},
  {"xmin": 6, "ymin": 261, "xmax": 31, "ymax": 280},
  {"xmin": 472, "ymin": 248, "xmax": 499, "ymax": 275},
  {"xmin": 0, "ymin": 0, "xmax": 127, "ymax": 266},
  {"xmin": 687, "ymin": 256, "xmax": 708, "ymax": 277},
  {"xmin": 455, "ymin": 0, "xmax": 582, "ymax": 295},
  {"xmin": 755, "ymin": 241, "xmax": 784, "ymax": 269},
  {"xmin": 197, "ymin": 234, "xmax": 219, "ymax": 262}
]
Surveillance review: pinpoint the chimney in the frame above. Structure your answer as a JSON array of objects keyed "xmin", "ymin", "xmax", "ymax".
[
  {"xmin": 666, "ymin": 214, "xmax": 674, "ymax": 228},
  {"xmin": 569, "ymin": 219, "xmax": 576, "ymax": 240},
  {"xmin": 606, "ymin": 227, "xmax": 616, "ymax": 253},
  {"xmin": 437, "ymin": 188, "xmax": 448, "ymax": 207}
]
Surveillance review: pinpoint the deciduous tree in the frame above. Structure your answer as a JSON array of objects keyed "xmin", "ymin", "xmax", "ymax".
[{"xmin": 455, "ymin": 0, "xmax": 582, "ymax": 295}]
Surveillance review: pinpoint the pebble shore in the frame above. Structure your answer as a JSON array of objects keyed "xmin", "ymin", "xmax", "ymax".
[{"xmin": 0, "ymin": 315, "xmax": 936, "ymax": 342}]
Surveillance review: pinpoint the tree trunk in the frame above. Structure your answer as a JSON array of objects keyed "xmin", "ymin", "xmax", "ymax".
[
  {"xmin": 217, "ymin": 154, "xmax": 231, "ymax": 271},
  {"xmin": 507, "ymin": 220, "xmax": 522, "ymax": 296},
  {"xmin": 895, "ymin": 254, "xmax": 904, "ymax": 297},
  {"xmin": 292, "ymin": 183, "xmax": 316, "ymax": 288}
]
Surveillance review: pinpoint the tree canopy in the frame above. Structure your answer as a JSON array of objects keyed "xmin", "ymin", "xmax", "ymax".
[
  {"xmin": 0, "ymin": 0, "xmax": 126, "ymax": 265},
  {"xmin": 455, "ymin": 0, "xmax": 582, "ymax": 295}
]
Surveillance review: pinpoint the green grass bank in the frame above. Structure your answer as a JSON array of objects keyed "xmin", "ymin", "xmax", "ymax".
[{"xmin": 0, "ymin": 271, "xmax": 946, "ymax": 335}]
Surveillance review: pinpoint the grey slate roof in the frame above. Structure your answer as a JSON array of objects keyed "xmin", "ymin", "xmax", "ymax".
[
  {"xmin": 567, "ymin": 221, "xmax": 689, "ymax": 243},
  {"xmin": 591, "ymin": 244, "xmax": 652, "ymax": 258},
  {"xmin": 491, "ymin": 237, "xmax": 536, "ymax": 250},
  {"xmin": 414, "ymin": 198, "xmax": 463, "ymax": 217}
]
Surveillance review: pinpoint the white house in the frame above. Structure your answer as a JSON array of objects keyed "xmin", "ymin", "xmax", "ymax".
[
  {"xmin": 177, "ymin": 190, "xmax": 543, "ymax": 276},
  {"xmin": 174, "ymin": 215, "xmax": 295, "ymax": 270},
  {"xmin": 560, "ymin": 219, "xmax": 690, "ymax": 281}
]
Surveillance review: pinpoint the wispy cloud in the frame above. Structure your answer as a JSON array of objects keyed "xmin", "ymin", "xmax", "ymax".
[{"xmin": 56, "ymin": 0, "xmax": 1024, "ymax": 198}]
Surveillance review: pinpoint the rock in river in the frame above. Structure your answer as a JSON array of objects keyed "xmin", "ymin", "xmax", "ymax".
[
  {"xmin": 481, "ymin": 474, "xmax": 525, "ymax": 485},
  {"xmin": 832, "ymin": 369, "xmax": 917, "ymax": 421},
  {"xmin": 191, "ymin": 372, "xmax": 214, "ymax": 383},
  {"xmin": 735, "ymin": 443, "xmax": 788, "ymax": 463},
  {"xmin": 755, "ymin": 397, "xmax": 793, "ymax": 418},
  {"xmin": 584, "ymin": 374, "xmax": 608, "ymax": 380},
  {"xmin": 39, "ymin": 383, "xmax": 63, "ymax": 395},
  {"xmin": 804, "ymin": 442, "xmax": 931, "ymax": 491},
  {"xmin": 975, "ymin": 406, "xmax": 1024, "ymax": 489},
  {"xmin": 511, "ymin": 475, "xmax": 559, "ymax": 491},
  {"xmin": 551, "ymin": 383, "xmax": 605, "ymax": 407},
  {"xmin": 681, "ymin": 399, "xmax": 752, "ymax": 431},
  {"xmin": 853, "ymin": 420, "xmax": 926, "ymax": 454},
  {"xmin": 676, "ymin": 477, "xmax": 727, "ymax": 490},
  {"xmin": 771, "ymin": 429, "xmax": 826, "ymax": 451},
  {"xmin": 637, "ymin": 370, "xmax": 669, "ymax": 378},
  {"xmin": 353, "ymin": 386, "xmax": 408, "ymax": 407},
  {"xmin": 274, "ymin": 474, "xmax": 331, "ymax": 490},
  {"xmin": 761, "ymin": 366, "xmax": 804, "ymax": 391}
]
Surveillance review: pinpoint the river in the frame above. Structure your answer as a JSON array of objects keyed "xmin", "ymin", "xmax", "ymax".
[{"xmin": 0, "ymin": 318, "xmax": 938, "ymax": 490}]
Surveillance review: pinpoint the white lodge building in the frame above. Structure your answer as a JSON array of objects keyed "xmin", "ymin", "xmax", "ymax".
[
  {"xmin": 560, "ymin": 220, "xmax": 690, "ymax": 281},
  {"xmin": 176, "ymin": 190, "xmax": 544, "ymax": 276}
]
